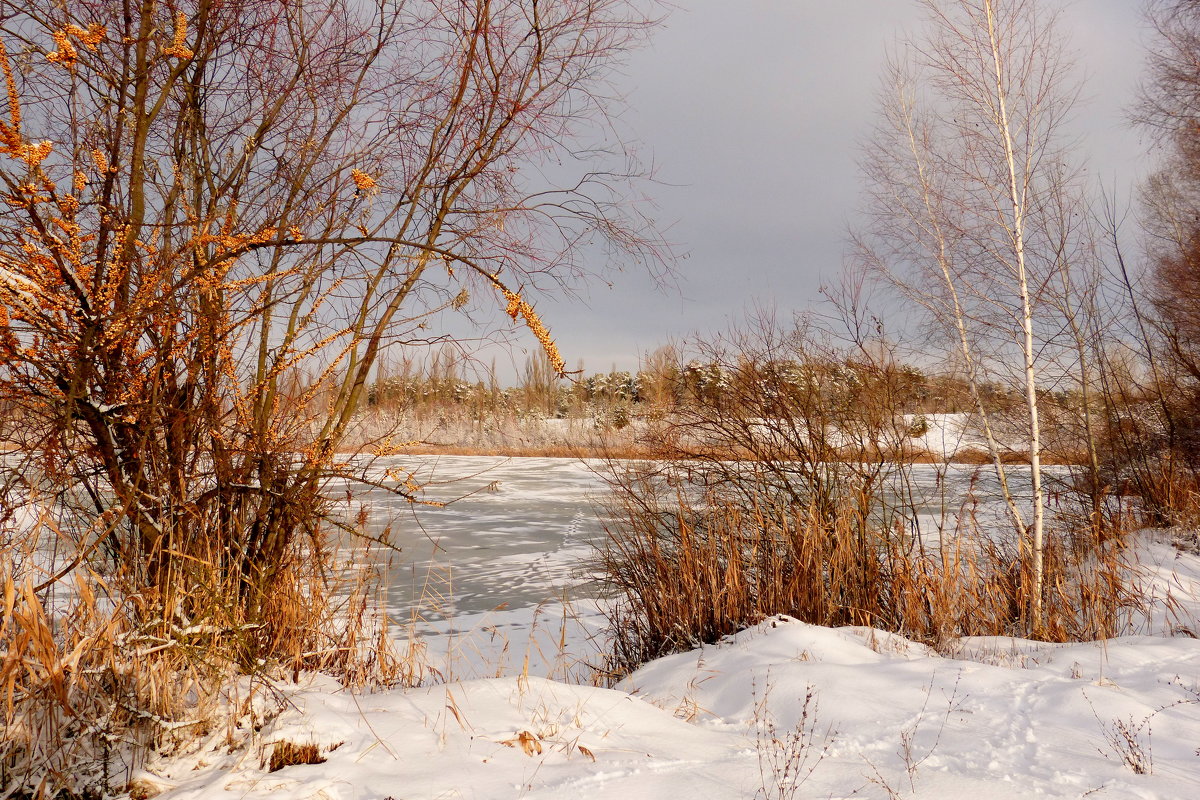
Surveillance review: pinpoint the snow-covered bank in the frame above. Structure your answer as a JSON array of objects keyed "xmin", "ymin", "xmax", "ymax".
[
  {"xmin": 138, "ymin": 617, "xmax": 1200, "ymax": 799},
  {"xmin": 131, "ymin": 526, "xmax": 1200, "ymax": 800}
]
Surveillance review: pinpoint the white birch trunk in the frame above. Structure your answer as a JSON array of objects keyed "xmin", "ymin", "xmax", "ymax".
[
  {"xmin": 985, "ymin": 0, "xmax": 1045, "ymax": 634},
  {"xmin": 896, "ymin": 90, "xmax": 1030, "ymax": 552}
]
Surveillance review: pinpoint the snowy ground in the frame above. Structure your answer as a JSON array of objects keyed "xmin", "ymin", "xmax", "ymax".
[
  {"xmin": 140, "ymin": 609, "xmax": 1200, "ymax": 799},
  {"xmin": 12, "ymin": 456, "xmax": 1198, "ymax": 797}
]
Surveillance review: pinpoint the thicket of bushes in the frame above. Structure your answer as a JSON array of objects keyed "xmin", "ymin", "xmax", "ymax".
[{"xmin": 593, "ymin": 321, "xmax": 1179, "ymax": 680}]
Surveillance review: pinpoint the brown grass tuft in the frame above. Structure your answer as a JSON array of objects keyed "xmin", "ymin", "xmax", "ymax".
[
  {"xmin": 267, "ymin": 740, "xmax": 326, "ymax": 772},
  {"xmin": 0, "ymin": 496, "xmax": 418, "ymax": 797}
]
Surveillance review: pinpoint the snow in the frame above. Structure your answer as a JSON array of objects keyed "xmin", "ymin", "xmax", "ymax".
[
  {"xmin": 624, "ymin": 621, "xmax": 1200, "ymax": 798},
  {"xmin": 138, "ymin": 614, "xmax": 1200, "ymax": 799},
  {"xmin": 906, "ymin": 412, "xmax": 988, "ymax": 457},
  {"xmin": 15, "ymin": 456, "xmax": 1200, "ymax": 798},
  {"xmin": 1127, "ymin": 528, "xmax": 1200, "ymax": 637},
  {"xmin": 134, "ymin": 526, "xmax": 1200, "ymax": 800}
]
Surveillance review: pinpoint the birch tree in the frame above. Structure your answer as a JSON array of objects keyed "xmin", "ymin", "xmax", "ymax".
[{"xmin": 857, "ymin": 0, "xmax": 1092, "ymax": 634}]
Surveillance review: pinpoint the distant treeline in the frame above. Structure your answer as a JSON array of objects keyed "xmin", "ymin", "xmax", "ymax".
[{"xmin": 364, "ymin": 348, "xmax": 1107, "ymax": 423}]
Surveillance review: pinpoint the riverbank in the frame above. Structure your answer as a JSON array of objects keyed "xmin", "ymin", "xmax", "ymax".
[
  {"xmin": 341, "ymin": 411, "xmax": 1091, "ymax": 465},
  {"xmin": 123, "ymin": 523, "xmax": 1200, "ymax": 800},
  {"xmin": 134, "ymin": 569, "xmax": 1200, "ymax": 799}
]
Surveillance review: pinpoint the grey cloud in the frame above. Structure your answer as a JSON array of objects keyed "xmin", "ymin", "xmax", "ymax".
[{"xmin": 528, "ymin": 1, "xmax": 1151, "ymax": 378}]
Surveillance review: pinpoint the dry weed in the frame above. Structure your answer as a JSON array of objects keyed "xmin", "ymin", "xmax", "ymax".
[
  {"xmin": 266, "ymin": 740, "xmax": 327, "ymax": 772},
  {"xmin": 752, "ymin": 680, "xmax": 837, "ymax": 800},
  {"xmin": 597, "ymin": 470, "xmax": 1149, "ymax": 679}
]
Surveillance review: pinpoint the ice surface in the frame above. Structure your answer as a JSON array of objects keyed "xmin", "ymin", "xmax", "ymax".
[{"xmin": 346, "ymin": 456, "xmax": 611, "ymax": 623}]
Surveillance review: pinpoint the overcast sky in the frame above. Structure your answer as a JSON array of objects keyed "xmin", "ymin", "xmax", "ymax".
[{"xmin": 512, "ymin": 1, "xmax": 1154, "ymax": 378}]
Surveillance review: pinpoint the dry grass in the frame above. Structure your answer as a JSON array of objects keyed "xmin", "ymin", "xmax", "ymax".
[
  {"xmin": 383, "ymin": 442, "xmax": 654, "ymax": 460},
  {"xmin": 343, "ymin": 439, "xmax": 1101, "ymax": 466},
  {"xmin": 336, "ymin": 408, "xmax": 649, "ymax": 458},
  {"xmin": 1126, "ymin": 464, "xmax": 1200, "ymax": 527},
  {"xmin": 590, "ymin": 324, "xmax": 1150, "ymax": 679},
  {"xmin": 376, "ymin": 441, "xmax": 1098, "ymax": 465},
  {"xmin": 0, "ymin": 500, "xmax": 419, "ymax": 798},
  {"xmin": 266, "ymin": 740, "xmax": 327, "ymax": 772},
  {"xmin": 596, "ymin": 479, "xmax": 1146, "ymax": 681},
  {"xmin": 0, "ymin": 566, "xmax": 214, "ymax": 794},
  {"xmin": 334, "ymin": 401, "xmax": 1110, "ymax": 466}
]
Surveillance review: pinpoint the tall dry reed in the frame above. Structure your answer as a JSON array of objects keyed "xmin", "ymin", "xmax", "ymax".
[
  {"xmin": 596, "ymin": 479, "xmax": 1146, "ymax": 681},
  {"xmin": 0, "ymin": 501, "xmax": 417, "ymax": 798}
]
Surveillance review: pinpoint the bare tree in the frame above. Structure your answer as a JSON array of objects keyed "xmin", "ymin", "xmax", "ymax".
[
  {"xmin": 856, "ymin": 0, "xmax": 1094, "ymax": 634},
  {"xmin": 0, "ymin": 0, "xmax": 663, "ymax": 652},
  {"xmin": 1137, "ymin": 0, "xmax": 1200, "ymax": 471}
]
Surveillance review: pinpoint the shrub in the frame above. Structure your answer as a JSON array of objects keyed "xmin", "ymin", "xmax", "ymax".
[{"xmin": 596, "ymin": 470, "xmax": 1147, "ymax": 680}]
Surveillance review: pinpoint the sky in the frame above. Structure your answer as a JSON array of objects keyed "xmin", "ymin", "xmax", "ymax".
[{"xmin": 507, "ymin": 0, "xmax": 1155, "ymax": 380}]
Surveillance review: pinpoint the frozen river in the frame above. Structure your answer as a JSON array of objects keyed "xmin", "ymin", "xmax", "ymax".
[
  {"xmin": 329, "ymin": 455, "xmax": 1077, "ymax": 679},
  {"xmin": 343, "ymin": 456, "xmax": 1067, "ymax": 618},
  {"xmin": 348, "ymin": 456, "xmax": 610, "ymax": 621}
]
